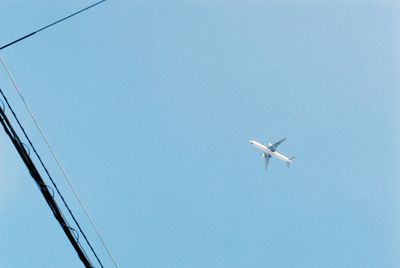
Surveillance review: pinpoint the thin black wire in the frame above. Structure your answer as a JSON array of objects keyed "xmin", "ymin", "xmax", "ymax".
[
  {"xmin": 37, "ymin": 0, "xmax": 106, "ymax": 33},
  {"xmin": 0, "ymin": 88, "xmax": 104, "ymax": 268},
  {"xmin": 0, "ymin": 0, "xmax": 106, "ymax": 51}
]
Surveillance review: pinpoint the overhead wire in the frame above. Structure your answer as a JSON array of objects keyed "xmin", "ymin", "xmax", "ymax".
[
  {"xmin": 0, "ymin": 0, "xmax": 106, "ymax": 51},
  {"xmin": 0, "ymin": 56, "xmax": 118, "ymax": 268},
  {"xmin": 0, "ymin": 86, "xmax": 104, "ymax": 268},
  {"xmin": 0, "ymin": 0, "xmax": 120, "ymax": 266},
  {"xmin": 0, "ymin": 96, "xmax": 94, "ymax": 267}
]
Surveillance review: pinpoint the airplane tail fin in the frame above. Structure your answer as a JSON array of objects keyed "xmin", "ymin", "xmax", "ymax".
[{"xmin": 287, "ymin": 156, "xmax": 296, "ymax": 167}]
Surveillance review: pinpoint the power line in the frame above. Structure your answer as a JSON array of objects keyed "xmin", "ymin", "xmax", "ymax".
[
  {"xmin": 0, "ymin": 56, "xmax": 119, "ymax": 268},
  {"xmin": 0, "ymin": 0, "xmax": 106, "ymax": 51},
  {"xmin": 0, "ymin": 92, "xmax": 95, "ymax": 268},
  {"xmin": 0, "ymin": 87, "xmax": 104, "ymax": 268},
  {"xmin": 0, "ymin": 1, "xmax": 120, "ymax": 266}
]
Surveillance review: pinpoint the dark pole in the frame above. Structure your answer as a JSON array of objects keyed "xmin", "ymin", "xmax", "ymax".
[{"xmin": 0, "ymin": 106, "xmax": 94, "ymax": 268}]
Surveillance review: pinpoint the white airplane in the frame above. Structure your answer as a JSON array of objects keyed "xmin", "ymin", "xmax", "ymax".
[{"xmin": 249, "ymin": 138, "xmax": 295, "ymax": 170}]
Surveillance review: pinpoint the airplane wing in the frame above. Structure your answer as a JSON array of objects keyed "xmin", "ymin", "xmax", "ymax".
[
  {"xmin": 263, "ymin": 153, "xmax": 271, "ymax": 170},
  {"xmin": 270, "ymin": 138, "xmax": 286, "ymax": 151}
]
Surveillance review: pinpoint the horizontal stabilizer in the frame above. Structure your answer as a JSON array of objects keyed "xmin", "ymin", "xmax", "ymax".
[{"xmin": 286, "ymin": 156, "xmax": 295, "ymax": 167}]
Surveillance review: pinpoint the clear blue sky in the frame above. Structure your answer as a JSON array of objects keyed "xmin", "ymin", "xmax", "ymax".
[{"xmin": 0, "ymin": 1, "xmax": 399, "ymax": 267}]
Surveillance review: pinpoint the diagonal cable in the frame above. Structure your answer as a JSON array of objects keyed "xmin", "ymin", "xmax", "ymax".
[
  {"xmin": 0, "ymin": 87, "xmax": 104, "ymax": 268},
  {"xmin": 0, "ymin": 56, "xmax": 119, "ymax": 268},
  {"xmin": 0, "ymin": 0, "xmax": 106, "ymax": 51}
]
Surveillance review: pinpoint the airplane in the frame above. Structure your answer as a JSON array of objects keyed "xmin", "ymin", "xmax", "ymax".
[{"xmin": 249, "ymin": 138, "xmax": 295, "ymax": 170}]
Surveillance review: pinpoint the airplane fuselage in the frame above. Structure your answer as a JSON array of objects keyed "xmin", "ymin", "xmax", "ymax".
[{"xmin": 249, "ymin": 140, "xmax": 293, "ymax": 164}]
